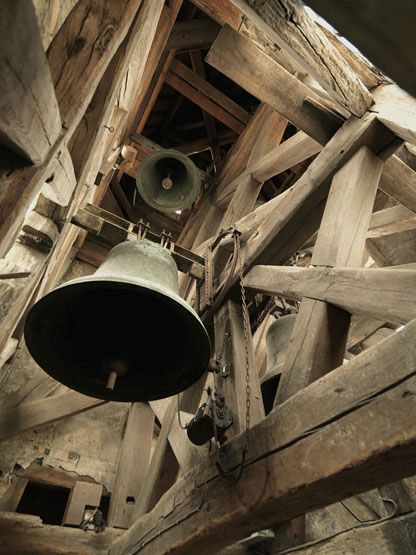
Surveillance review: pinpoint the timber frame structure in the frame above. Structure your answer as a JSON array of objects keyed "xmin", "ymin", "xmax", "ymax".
[{"xmin": 0, "ymin": 1, "xmax": 416, "ymax": 554}]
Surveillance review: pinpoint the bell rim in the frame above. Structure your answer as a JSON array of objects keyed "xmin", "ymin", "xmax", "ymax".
[{"xmin": 24, "ymin": 275, "xmax": 211, "ymax": 402}]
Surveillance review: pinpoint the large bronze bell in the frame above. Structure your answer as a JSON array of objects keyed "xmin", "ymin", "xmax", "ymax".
[
  {"xmin": 136, "ymin": 149, "xmax": 201, "ymax": 213},
  {"xmin": 24, "ymin": 240, "xmax": 211, "ymax": 402},
  {"xmin": 260, "ymin": 314, "xmax": 296, "ymax": 414}
]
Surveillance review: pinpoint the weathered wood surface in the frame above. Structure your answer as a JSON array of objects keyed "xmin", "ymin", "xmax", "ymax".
[
  {"xmin": 275, "ymin": 146, "xmax": 383, "ymax": 404},
  {"xmin": 305, "ymin": 0, "xmax": 416, "ymax": 98},
  {"xmin": 214, "ymin": 301, "xmax": 264, "ymax": 438},
  {"xmin": 166, "ymin": 19, "xmax": 220, "ymax": 51},
  {"xmin": 216, "ymin": 131, "xmax": 320, "ymax": 208},
  {"xmin": 372, "ymin": 84, "xmax": 416, "ymax": 147},
  {"xmin": 0, "ymin": 391, "xmax": 105, "ymax": 442},
  {"xmin": 0, "ymin": 0, "xmax": 61, "ymax": 164},
  {"xmin": 0, "ymin": 476, "xmax": 28, "ymax": 511},
  {"xmin": 0, "ymin": 0, "xmax": 142, "ymax": 257},
  {"xmin": 206, "ymin": 26, "xmax": 340, "ymax": 145},
  {"xmin": 63, "ymin": 481, "xmax": 103, "ymax": 526},
  {"xmin": 110, "ymin": 317, "xmax": 416, "ymax": 555},
  {"xmin": 246, "ymin": 266, "xmax": 416, "ymax": 325},
  {"xmin": 230, "ymin": 0, "xmax": 372, "ymax": 116},
  {"xmin": 286, "ymin": 511, "xmax": 416, "ymax": 554},
  {"xmin": 0, "ymin": 512, "xmax": 123, "ymax": 554},
  {"xmin": 108, "ymin": 403, "xmax": 154, "ymax": 529}
]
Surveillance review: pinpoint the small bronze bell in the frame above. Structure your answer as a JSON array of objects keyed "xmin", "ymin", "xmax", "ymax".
[
  {"xmin": 260, "ymin": 314, "xmax": 296, "ymax": 414},
  {"xmin": 136, "ymin": 149, "xmax": 201, "ymax": 213},
  {"xmin": 24, "ymin": 240, "xmax": 211, "ymax": 402}
]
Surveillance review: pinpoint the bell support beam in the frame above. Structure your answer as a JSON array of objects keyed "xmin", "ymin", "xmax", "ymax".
[
  {"xmin": 110, "ymin": 316, "xmax": 416, "ymax": 555},
  {"xmin": 0, "ymin": 0, "xmax": 61, "ymax": 164},
  {"xmin": 107, "ymin": 403, "xmax": 155, "ymax": 529},
  {"xmin": 0, "ymin": 0, "xmax": 143, "ymax": 258},
  {"xmin": 228, "ymin": 0, "xmax": 373, "ymax": 117},
  {"xmin": 213, "ymin": 300, "xmax": 264, "ymax": 439},
  {"xmin": 245, "ymin": 266, "xmax": 416, "ymax": 325}
]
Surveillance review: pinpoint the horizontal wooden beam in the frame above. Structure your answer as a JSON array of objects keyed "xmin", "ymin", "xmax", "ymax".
[
  {"xmin": 230, "ymin": 0, "xmax": 373, "ymax": 116},
  {"xmin": 245, "ymin": 266, "xmax": 416, "ymax": 324},
  {"xmin": 0, "ymin": 512, "xmax": 122, "ymax": 554},
  {"xmin": 166, "ymin": 19, "xmax": 220, "ymax": 51},
  {"xmin": 110, "ymin": 316, "xmax": 416, "ymax": 554},
  {"xmin": 0, "ymin": 391, "xmax": 105, "ymax": 442}
]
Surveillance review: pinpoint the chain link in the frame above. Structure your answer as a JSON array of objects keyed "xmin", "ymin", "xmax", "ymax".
[{"xmin": 236, "ymin": 232, "xmax": 251, "ymax": 459}]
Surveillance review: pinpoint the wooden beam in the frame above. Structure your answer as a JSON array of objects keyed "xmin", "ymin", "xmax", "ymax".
[
  {"xmin": 372, "ymin": 84, "xmax": 416, "ymax": 146},
  {"xmin": 246, "ymin": 266, "xmax": 416, "ymax": 325},
  {"xmin": 0, "ymin": 391, "xmax": 105, "ymax": 442},
  {"xmin": 108, "ymin": 403, "xmax": 154, "ymax": 529},
  {"xmin": 206, "ymin": 26, "xmax": 341, "ymax": 145},
  {"xmin": 165, "ymin": 62, "xmax": 248, "ymax": 133},
  {"xmin": 305, "ymin": 0, "xmax": 416, "ymax": 98},
  {"xmin": 214, "ymin": 300, "xmax": 264, "ymax": 438},
  {"xmin": 230, "ymin": 0, "xmax": 373, "ymax": 116},
  {"xmin": 0, "ymin": 512, "xmax": 122, "ymax": 554},
  {"xmin": 110, "ymin": 316, "xmax": 416, "ymax": 555},
  {"xmin": 367, "ymin": 205, "xmax": 416, "ymax": 238},
  {"xmin": 166, "ymin": 19, "xmax": 220, "ymax": 51},
  {"xmin": 0, "ymin": 0, "xmax": 142, "ymax": 257},
  {"xmin": 0, "ymin": 0, "xmax": 61, "ymax": 164},
  {"xmin": 275, "ymin": 146, "xmax": 383, "ymax": 404},
  {"xmin": 215, "ymin": 131, "xmax": 321, "ymax": 208}
]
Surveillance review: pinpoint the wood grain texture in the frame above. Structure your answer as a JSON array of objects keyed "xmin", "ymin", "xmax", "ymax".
[
  {"xmin": 206, "ymin": 26, "xmax": 340, "ymax": 144},
  {"xmin": 0, "ymin": 390, "xmax": 105, "ymax": 441},
  {"xmin": 108, "ymin": 403, "xmax": 154, "ymax": 529},
  {"xmin": 0, "ymin": 0, "xmax": 61, "ymax": 163},
  {"xmin": 231, "ymin": 0, "xmax": 373, "ymax": 116},
  {"xmin": 246, "ymin": 266, "xmax": 416, "ymax": 324},
  {"xmin": 110, "ymin": 317, "xmax": 416, "ymax": 555}
]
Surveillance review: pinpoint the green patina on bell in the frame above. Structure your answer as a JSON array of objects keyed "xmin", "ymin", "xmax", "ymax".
[
  {"xmin": 261, "ymin": 314, "xmax": 296, "ymax": 414},
  {"xmin": 136, "ymin": 149, "xmax": 201, "ymax": 213},
  {"xmin": 24, "ymin": 240, "xmax": 211, "ymax": 402}
]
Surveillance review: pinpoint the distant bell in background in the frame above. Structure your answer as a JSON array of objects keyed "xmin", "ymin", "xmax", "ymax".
[
  {"xmin": 261, "ymin": 314, "xmax": 296, "ymax": 415},
  {"xmin": 24, "ymin": 240, "xmax": 211, "ymax": 402},
  {"xmin": 136, "ymin": 149, "xmax": 201, "ymax": 213}
]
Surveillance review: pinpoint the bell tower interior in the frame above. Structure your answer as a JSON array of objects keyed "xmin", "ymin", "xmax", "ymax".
[{"xmin": 0, "ymin": 1, "xmax": 416, "ymax": 553}]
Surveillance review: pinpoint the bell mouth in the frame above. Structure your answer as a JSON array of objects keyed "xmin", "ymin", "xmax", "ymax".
[{"xmin": 24, "ymin": 276, "xmax": 211, "ymax": 402}]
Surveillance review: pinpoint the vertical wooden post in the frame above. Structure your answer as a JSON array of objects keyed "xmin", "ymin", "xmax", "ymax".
[
  {"xmin": 271, "ymin": 145, "xmax": 384, "ymax": 550},
  {"xmin": 214, "ymin": 300, "xmax": 264, "ymax": 439},
  {"xmin": 108, "ymin": 402, "xmax": 154, "ymax": 529}
]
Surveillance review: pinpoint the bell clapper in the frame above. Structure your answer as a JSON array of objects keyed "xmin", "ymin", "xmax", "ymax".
[
  {"xmin": 161, "ymin": 172, "xmax": 173, "ymax": 190},
  {"xmin": 105, "ymin": 360, "xmax": 128, "ymax": 391}
]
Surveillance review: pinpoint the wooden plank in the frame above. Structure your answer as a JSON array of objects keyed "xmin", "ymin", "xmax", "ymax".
[
  {"xmin": 283, "ymin": 512, "xmax": 416, "ymax": 554},
  {"xmin": 62, "ymin": 481, "xmax": 103, "ymax": 526},
  {"xmin": 166, "ymin": 19, "xmax": 220, "ymax": 51},
  {"xmin": 108, "ymin": 403, "xmax": 154, "ymax": 529},
  {"xmin": 0, "ymin": 0, "xmax": 142, "ymax": 258},
  {"xmin": 380, "ymin": 155, "xmax": 416, "ymax": 215},
  {"xmin": 305, "ymin": 0, "xmax": 416, "ymax": 98},
  {"xmin": 246, "ymin": 266, "xmax": 416, "ymax": 325},
  {"xmin": 367, "ymin": 205, "xmax": 416, "ymax": 238},
  {"xmin": 216, "ymin": 131, "xmax": 321, "ymax": 208},
  {"xmin": 206, "ymin": 26, "xmax": 340, "ymax": 145},
  {"xmin": 372, "ymin": 84, "xmax": 416, "ymax": 146},
  {"xmin": 0, "ymin": 476, "xmax": 28, "ymax": 511},
  {"xmin": 170, "ymin": 59, "xmax": 249, "ymax": 124},
  {"xmin": 0, "ymin": 512, "xmax": 122, "ymax": 554},
  {"xmin": 214, "ymin": 301, "xmax": 264, "ymax": 438},
  {"xmin": 133, "ymin": 398, "xmax": 177, "ymax": 519},
  {"xmin": 275, "ymin": 146, "xmax": 383, "ymax": 404},
  {"xmin": 230, "ymin": 0, "xmax": 373, "ymax": 117},
  {"xmin": 109, "ymin": 316, "xmax": 416, "ymax": 555},
  {"xmin": 0, "ymin": 0, "xmax": 61, "ymax": 164},
  {"xmin": 0, "ymin": 391, "xmax": 105, "ymax": 442},
  {"xmin": 165, "ymin": 71, "xmax": 246, "ymax": 133}
]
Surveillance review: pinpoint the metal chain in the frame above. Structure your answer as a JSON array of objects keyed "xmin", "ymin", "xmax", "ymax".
[{"xmin": 236, "ymin": 232, "xmax": 251, "ymax": 459}]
